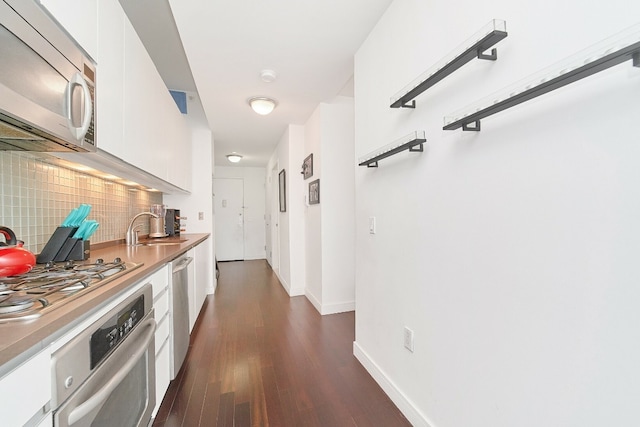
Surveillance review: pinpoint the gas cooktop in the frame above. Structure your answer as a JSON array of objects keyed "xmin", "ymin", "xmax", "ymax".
[{"xmin": 0, "ymin": 258, "xmax": 142, "ymax": 322}]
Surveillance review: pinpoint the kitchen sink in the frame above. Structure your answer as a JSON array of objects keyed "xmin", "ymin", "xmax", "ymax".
[{"xmin": 139, "ymin": 239, "xmax": 187, "ymax": 246}]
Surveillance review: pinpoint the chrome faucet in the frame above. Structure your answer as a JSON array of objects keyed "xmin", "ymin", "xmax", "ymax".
[{"xmin": 125, "ymin": 212, "xmax": 159, "ymax": 246}]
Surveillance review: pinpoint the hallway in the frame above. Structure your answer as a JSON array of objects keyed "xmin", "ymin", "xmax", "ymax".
[{"xmin": 153, "ymin": 260, "xmax": 410, "ymax": 426}]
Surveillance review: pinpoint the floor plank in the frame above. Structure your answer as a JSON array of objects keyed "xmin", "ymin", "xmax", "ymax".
[{"xmin": 152, "ymin": 260, "xmax": 411, "ymax": 427}]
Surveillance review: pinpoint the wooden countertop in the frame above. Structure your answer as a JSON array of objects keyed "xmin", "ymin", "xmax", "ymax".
[{"xmin": 0, "ymin": 233, "xmax": 210, "ymax": 373}]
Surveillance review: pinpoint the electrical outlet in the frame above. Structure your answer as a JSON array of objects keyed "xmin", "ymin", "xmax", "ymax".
[
  {"xmin": 404, "ymin": 327, "xmax": 414, "ymax": 352},
  {"xmin": 198, "ymin": 212, "xmax": 204, "ymax": 220}
]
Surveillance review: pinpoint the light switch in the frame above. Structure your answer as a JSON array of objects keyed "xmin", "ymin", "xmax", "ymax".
[
  {"xmin": 369, "ymin": 217, "xmax": 376, "ymax": 234},
  {"xmin": 222, "ymin": 199, "xmax": 227, "ymax": 208}
]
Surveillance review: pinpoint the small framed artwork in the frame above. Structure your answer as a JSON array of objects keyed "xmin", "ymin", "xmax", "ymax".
[
  {"xmin": 302, "ymin": 153, "xmax": 313, "ymax": 180},
  {"xmin": 279, "ymin": 169, "xmax": 286, "ymax": 212},
  {"xmin": 308, "ymin": 179, "xmax": 320, "ymax": 205}
]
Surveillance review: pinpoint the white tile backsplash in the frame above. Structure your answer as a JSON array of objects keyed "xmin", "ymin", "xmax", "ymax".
[{"xmin": 0, "ymin": 152, "xmax": 162, "ymax": 253}]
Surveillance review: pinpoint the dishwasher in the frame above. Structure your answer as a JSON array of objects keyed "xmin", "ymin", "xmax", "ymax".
[{"xmin": 170, "ymin": 254, "xmax": 193, "ymax": 379}]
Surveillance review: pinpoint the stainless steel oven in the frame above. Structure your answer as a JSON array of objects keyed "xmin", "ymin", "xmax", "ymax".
[{"xmin": 51, "ymin": 284, "xmax": 156, "ymax": 427}]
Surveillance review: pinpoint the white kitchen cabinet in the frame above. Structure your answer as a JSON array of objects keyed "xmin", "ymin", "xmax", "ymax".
[
  {"xmin": 154, "ymin": 338, "xmax": 171, "ymax": 412},
  {"xmin": 194, "ymin": 238, "xmax": 211, "ymax": 321},
  {"xmin": 0, "ymin": 348, "xmax": 52, "ymax": 427},
  {"xmin": 120, "ymin": 10, "xmax": 191, "ymax": 191},
  {"xmin": 187, "ymin": 247, "xmax": 197, "ymax": 331},
  {"xmin": 166, "ymin": 107, "xmax": 191, "ymax": 190},
  {"xmin": 38, "ymin": 0, "xmax": 98, "ymax": 60},
  {"xmin": 187, "ymin": 238, "xmax": 213, "ymax": 331},
  {"xmin": 146, "ymin": 265, "xmax": 172, "ymax": 416},
  {"xmin": 95, "ymin": 0, "xmax": 125, "ymax": 157},
  {"xmin": 48, "ymin": 0, "xmax": 192, "ymax": 192}
]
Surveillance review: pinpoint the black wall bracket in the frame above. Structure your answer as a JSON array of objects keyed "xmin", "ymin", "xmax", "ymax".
[
  {"xmin": 359, "ymin": 131, "xmax": 426, "ymax": 168},
  {"xmin": 444, "ymin": 34, "xmax": 640, "ymax": 132},
  {"xmin": 390, "ymin": 20, "xmax": 508, "ymax": 109},
  {"xmin": 477, "ymin": 48, "xmax": 498, "ymax": 61}
]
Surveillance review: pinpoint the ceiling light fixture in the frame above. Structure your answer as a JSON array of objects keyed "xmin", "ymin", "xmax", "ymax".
[
  {"xmin": 260, "ymin": 69, "xmax": 277, "ymax": 83},
  {"xmin": 226, "ymin": 153, "xmax": 243, "ymax": 163},
  {"xmin": 248, "ymin": 97, "xmax": 277, "ymax": 115}
]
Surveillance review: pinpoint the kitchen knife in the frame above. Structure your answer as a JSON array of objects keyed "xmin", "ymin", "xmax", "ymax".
[
  {"xmin": 74, "ymin": 204, "xmax": 92, "ymax": 227},
  {"xmin": 83, "ymin": 221, "xmax": 99, "ymax": 240},
  {"xmin": 61, "ymin": 208, "xmax": 78, "ymax": 227},
  {"xmin": 72, "ymin": 221, "xmax": 91, "ymax": 239}
]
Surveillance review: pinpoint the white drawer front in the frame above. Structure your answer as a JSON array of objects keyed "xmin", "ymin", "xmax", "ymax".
[
  {"xmin": 154, "ymin": 312, "xmax": 171, "ymax": 354},
  {"xmin": 153, "ymin": 338, "xmax": 171, "ymax": 416},
  {"xmin": 149, "ymin": 265, "xmax": 170, "ymax": 300},
  {"xmin": 0, "ymin": 349, "xmax": 51, "ymax": 426},
  {"xmin": 153, "ymin": 286, "xmax": 169, "ymax": 320}
]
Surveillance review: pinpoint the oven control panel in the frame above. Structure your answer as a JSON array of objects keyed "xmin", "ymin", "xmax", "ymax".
[{"xmin": 89, "ymin": 295, "xmax": 145, "ymax": 369}]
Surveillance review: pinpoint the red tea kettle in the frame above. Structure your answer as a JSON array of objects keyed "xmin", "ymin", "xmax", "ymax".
[{"xmin": 0, "ymin": 226, "xmax": 36, "ymax": 277}]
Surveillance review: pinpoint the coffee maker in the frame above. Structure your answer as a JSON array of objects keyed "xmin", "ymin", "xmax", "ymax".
[
  {"xmin": 165, "ymin": 209, "xmax": 181, "ymax": 236},
  {"xmin": 149, "ymin": 204, "xmax": 167, "ymax": 238}
]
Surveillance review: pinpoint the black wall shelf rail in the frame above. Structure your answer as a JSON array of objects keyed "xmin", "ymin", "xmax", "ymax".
[
  {"xmin": 358, "ymin": 131, "xmax": 426, "ymax": 168},
  {"xmin": 443, "ymin": 24, "xmax": 640, "ymax": 131},
  {"xmin": 390, "ymin": 19, "xmax": 508, "ymax": 109}
]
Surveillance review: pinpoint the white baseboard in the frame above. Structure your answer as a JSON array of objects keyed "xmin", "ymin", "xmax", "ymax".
[
  {"xmin": 274, "ymin": 270, "xmax": 305, "ymax": 297},
  {"xmin": 353, "ymin": 341, "xmax": 434, "ymax": 427},
  {"xmin": 320, "ymin": 300, "xmax": 355, "ymax": 315},
  {"xmin": 274, "ymin": 270, "xmax": 289, "ymax": 292},
  {"xmin": 304, "ymin": 291, "xmax": 354, "ymax": 315},
  {"xmin": 288, "ymin": 287, "xmax": 305, "ymax": 297},
  {"xmin": 305, "ymin": 290, "xmax": 322, "ymax": 312}
]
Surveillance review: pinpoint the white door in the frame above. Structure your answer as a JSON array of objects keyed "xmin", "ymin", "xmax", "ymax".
[
  {"xmin": 270, "ymin": 166, "xmax": 280, "ymax": 273},
  {"xmin": 213, "ymin": 178, "xmax": 244, "ymax": 261},
  {"xmin": 265, "ymin": 173, "xmax": 272, "ymax": 266}
]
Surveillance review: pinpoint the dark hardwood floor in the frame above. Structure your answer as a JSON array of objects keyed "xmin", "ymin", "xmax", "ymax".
[{"xmin": 153, "ymin": 260, "xmax": 411, "ymax": 427}]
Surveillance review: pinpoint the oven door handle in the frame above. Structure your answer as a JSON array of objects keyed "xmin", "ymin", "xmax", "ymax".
[{"xmin": 66, "ymin": 317, "xmax": 156, "ymax": 426}]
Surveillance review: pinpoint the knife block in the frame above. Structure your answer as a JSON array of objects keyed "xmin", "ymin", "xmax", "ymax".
[
  {"xmin": 54, "ymin": 238, "xmax": 90, "ymax": 261},
  {"xmin": 37, "ymin": 227, "xmax": 77, "ymax": 263}
]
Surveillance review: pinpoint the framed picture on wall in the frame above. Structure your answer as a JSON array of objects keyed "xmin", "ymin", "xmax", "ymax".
[
  {"xmin": 309, "ymin": 179, "xmax": 320, "ymax": 205},
  {"xmin": 279, "ymin": 169, "xmax": 286, "ymax": 212},
  {"xmin": 302, "ymin": 153, "xmax": 313, "ymax": 180}
]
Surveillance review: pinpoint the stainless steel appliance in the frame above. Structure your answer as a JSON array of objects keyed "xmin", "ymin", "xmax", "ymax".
[
  {"xmin": 165, "ymin": 209, "xmax": 181, "ymax": 236},
  {"xmin": 149, "ymin": 205, "xmax": 167, "ymax": 238},
  {"xmin": 0, "ymin": 258, "xmax": 141, "ymax": 322},
  {"xmin": 51, "ymin": 284, "xmax": 156, "ymax": 427},
  {"xmin": 0, "ymin": 0, "xmax": 96, "ymax": 152},
  {"xmin": 170, "ymin": 254, "xmax": 192, "ymax": 379}
]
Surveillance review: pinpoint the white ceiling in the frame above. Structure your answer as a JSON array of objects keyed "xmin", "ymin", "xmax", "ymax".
[{"xmin": 120, "ymin": 0, "xmax": 393, "ymax": 167}]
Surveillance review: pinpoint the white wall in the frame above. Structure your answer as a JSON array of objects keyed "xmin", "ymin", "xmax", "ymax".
[
  {"xmin": 267, "ymin": 125, "xmax": 306, "ymax": 296},
  {"xmin": 304, "ymin": 98, "xmax": 356, "ymax": 314},
  {"xmin": 214, "ymin": 166, "xmax": 266, "ymax": 260},
  {"xmin": 320, "ymin": 97, "xmax": 355, "ymax": 312},
  {"xmin": 304, "ymin": 107, "xmax": 323, "ymax": 305},
  {"xmin": 354, "ymin": 1, "xmax": 640, "ymax": 426}
]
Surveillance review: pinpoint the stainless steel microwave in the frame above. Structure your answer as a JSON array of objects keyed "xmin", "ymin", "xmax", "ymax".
[{"xmin": 0, "ymin": 0, "xmax": 96, "ymax": 152}]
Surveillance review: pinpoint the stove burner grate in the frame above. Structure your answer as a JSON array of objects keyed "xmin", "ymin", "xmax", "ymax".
[
  {"xmin": 0, "ymin": 258, "xmax": 141, "ymax": 322},
  {"xmin": 0, "ymin": 295, "xmax": 35, "ymax": 314}
]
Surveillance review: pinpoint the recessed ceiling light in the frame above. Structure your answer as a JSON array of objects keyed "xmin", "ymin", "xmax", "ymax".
[
  {"xmin": 260, "ymin": 69, "xmax": 277, "ymax": 83},
  {"xmin": 248, "ymin": 97, "xmax": 277, "ymax": 115},
  {"xmin": 226, "ymin": 153, "xmax": 243, "ymax": 163}
]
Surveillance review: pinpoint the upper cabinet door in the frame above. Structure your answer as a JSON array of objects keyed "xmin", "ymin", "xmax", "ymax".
[
  {"xmin": 38, "ymin": 0, "xmax": 98, "ymax": 60},
  {"xmin": 123, "ymin": 18, "xmax": 170, "ymax": 179},
  {"xmin": 96, "ymin": 0, "xmax": 125, "ymax": 157}
]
